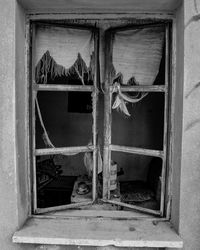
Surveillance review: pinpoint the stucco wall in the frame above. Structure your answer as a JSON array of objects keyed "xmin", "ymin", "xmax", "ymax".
[
  {"xmin": 1, "ymin": 0, "xmax": 200, "ymax": 249},
  {"xmin": 178, "ymin": 0, "xmax": 200, "ymax": 249},
  {"xmin": 0, "ymin": 1, "xmax": 34, "ymax": 249},
  {"xmin": 0, "ymin": 0, "xmax": 22, "ymax": 249}
]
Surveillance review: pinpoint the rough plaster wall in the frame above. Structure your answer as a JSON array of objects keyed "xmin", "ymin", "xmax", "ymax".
[
  {"xmin": 178, "ymin": 0, "xmax": 200, "ymax": 249},
  {"xmin": 0, "ymin": 1, "xmax": 34, "ymax": 250},
  {"xmin": 3, "ymin": 0, "xmax": 200, "ymax": 249},
  {"xmin": 17, "ymin": 0, "xmax": 181, "ymax": 13},
  {"xmin": 0, "ymin": 0, "xmax": 20, "ymax": 249}
]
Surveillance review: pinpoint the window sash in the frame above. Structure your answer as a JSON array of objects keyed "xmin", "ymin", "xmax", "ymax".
[
  {"xmin": 31, "ymin": 23, "xmax": 99, "ymax": 214},
  {"xmin": 102, "ymin": 23, "xmax": 171, "ymax": 216}
]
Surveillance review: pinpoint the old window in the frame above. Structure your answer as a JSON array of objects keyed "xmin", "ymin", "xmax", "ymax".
[{"xmin": 31, "ymin": 20, "xmax": 171, "ymax": 217}]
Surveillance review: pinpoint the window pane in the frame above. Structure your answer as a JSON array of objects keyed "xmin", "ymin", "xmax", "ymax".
[
  {"xmin": 36, "ymin": 153, "xmax": 93, "ymax": 208},
  {"xmin": 110, "ymin": 151, "xmax": 162, "ymax": 211},
  {"xmin": 35, "ymin": 91, "xmax": 93, "ymax": 149},
  {"xmin": 111, "ymin": 92, "xmax": 164, "ymax": 150},
  {"xmin": 34, "ymin": 24, "xmax": 94, "ymax": 85}
]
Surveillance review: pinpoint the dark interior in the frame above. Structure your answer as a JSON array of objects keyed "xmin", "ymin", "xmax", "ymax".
[
  {"xmin": 36, "ymin": 46, "xmax": 165, "ymax": 211},
  {"xmin": 36, "ymin": 90, "xmax": 164, "ymax": 210}
]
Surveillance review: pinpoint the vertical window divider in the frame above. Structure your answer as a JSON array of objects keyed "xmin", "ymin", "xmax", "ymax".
[
  {"xmin": 107, "ymin": 87, "xmax": 113, "ymax": 200},
  {"xmin": 31, "ymin": 23, "xmax": 37, "ymax": 213},
  {"xmin": 92, "ymin": 28, "xmax": 99, "ymax": 202},
  {"xmin": 166, "ymin": 22, "xmax": 173, "ymax": 220},
  {"xmin": 103, "ymin": 31, "xmax": 113, "ymax": 199},
  {"xmin": 160, "ymin": 24, "xmax": 170, "ymax": 216}
]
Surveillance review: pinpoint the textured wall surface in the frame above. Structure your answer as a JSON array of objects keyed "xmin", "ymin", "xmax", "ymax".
[
  {"xmin": 0, "ymin": 0, "xmax": 20, "ymax": 249},
  {"xmin": 178, "ymin": 0, "xmax": 200, "ymax": 249},
  {"xmin": 17, "ymin": 0, "xmax": 181, "ymax": 13},
  {"xmin": 1, "ymin": 0, "xmax": 200, "ymax": 249}
]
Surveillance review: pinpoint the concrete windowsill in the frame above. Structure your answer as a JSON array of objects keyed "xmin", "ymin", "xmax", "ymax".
[{"xmin": 13, "ymin": 217, "xmax": 183, "ymax": 248}]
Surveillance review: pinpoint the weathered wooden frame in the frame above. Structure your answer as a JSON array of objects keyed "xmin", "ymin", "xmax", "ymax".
[{"xmin": 29, "ymin": 18, "xmax": 173, "ymax": 218}]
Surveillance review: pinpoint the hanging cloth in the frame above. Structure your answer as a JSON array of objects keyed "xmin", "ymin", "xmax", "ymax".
[
  {"xmin": 35, "ymin": 24, "xmax": 94, "ymax": 84},
  {"xmin": 112, "ymin": 26, "xmax": 165, "ymax": 85},
  {"xmin": 112, "ymin": 82, "xmax": 148, "ymax": 116},
  {"xmin": 112, "ymin": 26, "xmax": 165, "ymax": 116}
]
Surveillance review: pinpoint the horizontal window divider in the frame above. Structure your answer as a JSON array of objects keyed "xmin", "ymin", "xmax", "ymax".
[
  {"xmin": 35, "ymin": 146, "xmax": 94, "ymax": 156},
  {"xmin": 110, "ymin": 85, "xmax": 166, "ymax": 92},
  {"xmin": 32, "ymin": 210, "xmax": 154, "ymax": 220},
  {"xmin": 36, "ymin": 201, "xmax": 93, "ymax": 215},
  {"xmin": 34, "ymin": 22, "xmax": 98, "ymax": 32},
  {"xmin": 110, "ymin": 145, "xmax": 164, "ymax": 158},
  {"xmin": 109, "ymin": 23, "xmax": 166, "ymax": 33},
  {"xmin": 101, "ymin": 199, "xmax": 161, "ymax": 216},
  {"xmin": 34, "ymin": 84, "xmax": 94, "ymax": 92}
]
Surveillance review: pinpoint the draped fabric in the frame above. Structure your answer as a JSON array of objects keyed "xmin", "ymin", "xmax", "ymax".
[
  {"xmin": 111, "ymin": 26, "xmax": 165, "ymax": 116},
  {"xmin": 112, "ymin": 26, "xmax": 165, "ymax": 85},
  {"xmin": 35, "ymin": 25, "xmax": 94, "ymax": 85},
  {"xmin": 35, "ymin": 25, "xmax": 94, "ymax": 68}
]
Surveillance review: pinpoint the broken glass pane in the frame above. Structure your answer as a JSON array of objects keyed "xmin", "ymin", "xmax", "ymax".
[
  {"xmin": 110, "ymin": 152, "xmax": 162, "ymax": 211},
  {"xmin": 112, "ymin": 92, "xmax": 165, "ymax": 150},
  {"xmin": 35, "ymin": 91, "xmax": 93, "ymax": 149},
  {"xmin": 36, "ymin": 153, "xmax": 93, "ymax": 208}
]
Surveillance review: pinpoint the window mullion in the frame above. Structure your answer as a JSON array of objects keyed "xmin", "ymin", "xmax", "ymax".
[
  {"xmin": 92, "ymin": 29, "xmax": 99, "ymax": 202},
  {"xmin": 103, "ymin": 87, "xmax": 112, "ymax": 199},
  {"xmin": 35, "ymin": 146, "xmax": 94, "ymax": 156},
  {"xmin": 118, "ymin": 85, "xmax": 166, "ymax": 92},
  {"xmin": 103, "ymin": 31, "xmax": 113, "ymax": 200},
  {"xmin": 31, "ymin": 23, "xmax": 38, "ymax": 213},
  {"xmin": 34, "ymin": 83, "xmax": 94, "ymax": 92},
  {"xmin": 160, "ymin": 24, "xmax": 170, "ymax": 216},
  {"xmin": 110, "ymin": 145, "xmax": 164, "ymax": 158}
]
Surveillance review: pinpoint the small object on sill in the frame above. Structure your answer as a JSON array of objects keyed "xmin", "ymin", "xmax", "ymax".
[
  {"xmin": 110, "ymin": 181, "xmax": 121, "ymax": 202},
  {"xmin": 71, "ymin": 176, "xmax": 92, "ymax": 203},
  {"xmin": 110, "ymin": 161, "xmax": 117, "ymax": 190},
  {"xmin": 109, "ymin": 181, "xmax": 121, "ymax": 210},
  {"xmin": 76, "ymin": 182, "xmax": 90, "ymax": 195}
]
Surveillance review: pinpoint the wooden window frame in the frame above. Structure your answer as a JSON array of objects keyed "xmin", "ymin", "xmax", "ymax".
[{"xmin": 30, "ymin": 19, "xmax": 172, "ymax": 218}]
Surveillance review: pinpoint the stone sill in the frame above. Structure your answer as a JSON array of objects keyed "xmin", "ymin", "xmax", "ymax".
[{"xmin": 13, "ymin": 217, "xmax": 183, "ymax": 248}]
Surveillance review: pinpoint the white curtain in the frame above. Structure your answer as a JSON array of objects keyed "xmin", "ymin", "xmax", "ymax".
[
  {"xmin": 35, "ymin": 24, "xmax": 94, "ymax": 68},
  {"xmin": 112, "ymin": 26, "xmax": 165, "ymax": 85}
]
